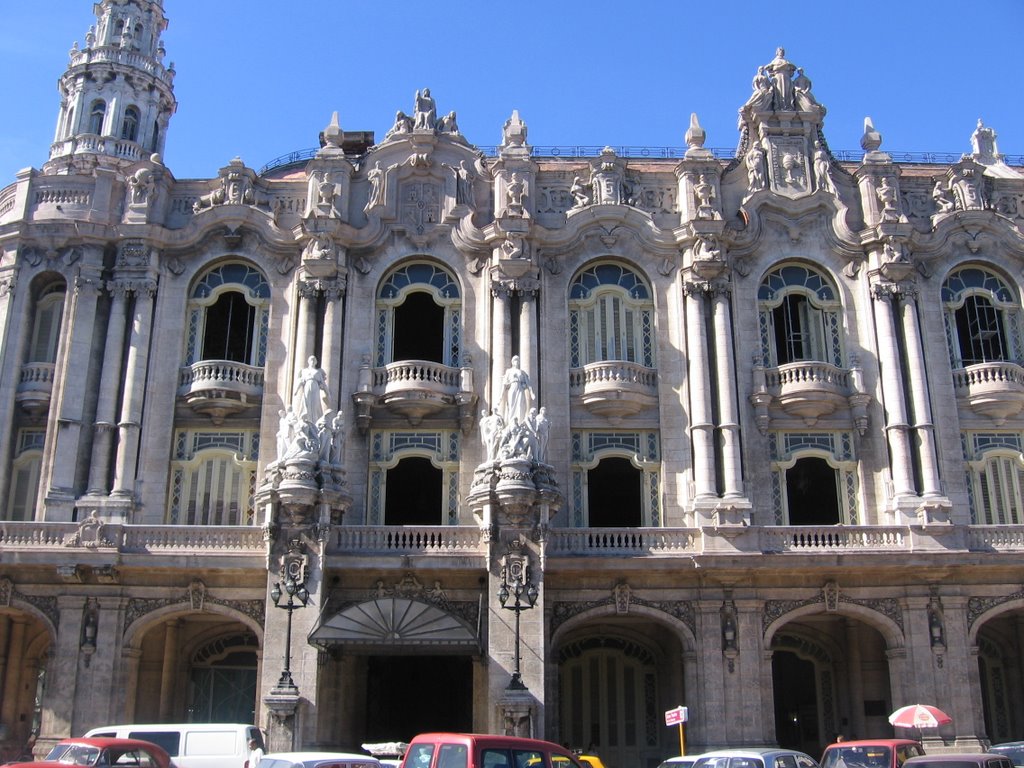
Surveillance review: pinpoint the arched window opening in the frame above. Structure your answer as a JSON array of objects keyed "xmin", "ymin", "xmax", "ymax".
[
  {"xmin": 393, "ymin": 291, "xmax": 445, "ymax": 363},
  {"xmin": 569, "ymin": 262, "xmax": 654, "ymax": 368},
  {"xmin": 167, "ymin": 430, "xmax": 258, "ymax": 526},
  {"xmin": 201, "ymin": 291, "xmax": 257, "ymax": 363},
  {"xmin": 587, "ymin": 457, "xmax": 642, "ymax": 527},
  {"xmin": 758, "ymin": 264, "xmax": 842, "ymax": 367},
  {"xmin": 785, "ymin": 457, "xmax": 840, "ymax": 526},
  {"xmin": 965, "ymin": 435, "xmax": 1024, "ymax": 525},
  {"xmin": 7, "ymin": 430, "xmax": 44, "ymax": 522},
  {"xmin": 29, "ymin": 284, "xmax": 66, "ymax": 363},
  {"xmin": 121, "ymin": 106, "xmax": 140, "ymax": 141},
  {"xmin": 88, "ymin": 100, "xmax": 106, "ymax": 135},
  {"xmin": 943, "ymin": 267, "xmax": 1021, "ymax": 368},
  {"xmin": 185, "ymin": 263, "xmax": 270, "ymax": 367},
  {"xmin": 384, "ymin": 456, "xmax": 442, "ymax": 525},
  {"xmin": 376, "ymin": 262, "xmax": 461, "ymax": 367},
  {"xmin": 151, "ymin": 121, "xmax": 160, "ymax": 152}
]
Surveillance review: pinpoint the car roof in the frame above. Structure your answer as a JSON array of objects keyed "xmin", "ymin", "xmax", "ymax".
[
  {"xmin": 905, "ymin": 757, "xmax": 1007, "ymax": 763},
  {"xmin": 824, "ymin": 741, "xmax": 921, "ymax": 749},
  {"xmin": 698, "ymin": 749, "xmax": 813, "ymax": 757},
  {"xmin": 57, "ymin": 737, "xmax": 170, "ymax": 752},
  {"xmin": 263, "ymin": 753, "xmax": 379, "ymax": 762},
  {"xmin": 408, "ymin": 734, "xmax": 567, "ymax": 752}
]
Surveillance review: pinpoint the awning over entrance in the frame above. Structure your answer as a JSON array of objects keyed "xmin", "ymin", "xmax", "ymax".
[{"xmin": 309, "ymin": 597, "xmax": 481, "ymax": 654}]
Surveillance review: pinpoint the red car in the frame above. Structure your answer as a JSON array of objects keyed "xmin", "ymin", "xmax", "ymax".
[
  {"xmin": 5, "ymin": 737, "xmax": 171, "ymax": 768},
  {"xmin": 820, "ymin": 740, "xmax": 924, "ymax": 768}
]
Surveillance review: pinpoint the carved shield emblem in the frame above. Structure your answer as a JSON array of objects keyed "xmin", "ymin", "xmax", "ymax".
[
  {"xmin": 767, "ymin": 137, "xmax": 811, "ymax": 198},
  {"xmin": 401, "ymin": 182, "xmax": 441, "ymax": 234}
]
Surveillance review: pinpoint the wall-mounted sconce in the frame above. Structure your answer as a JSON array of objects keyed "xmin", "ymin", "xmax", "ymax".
[
  {"xmin": 80, "ymin": 597, "xmax": 98, "ymax": 666},
  {"xmin": 721, "ymin": 593, "xmax": 739, "ymax": 672}
]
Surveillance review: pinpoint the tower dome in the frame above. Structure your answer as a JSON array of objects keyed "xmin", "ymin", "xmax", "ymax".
[{"xmin": 44, "ymin": 0, "xmax": 176, "ymax": 174}]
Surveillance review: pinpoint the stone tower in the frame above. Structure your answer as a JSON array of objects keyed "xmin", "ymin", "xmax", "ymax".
[{"xmin": 44, "ymin": 0, "xmax": 176, "ymax": 175}]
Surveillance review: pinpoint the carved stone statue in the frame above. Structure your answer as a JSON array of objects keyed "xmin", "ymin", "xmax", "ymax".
[
  {"xmin": 414, "ymin": 88, "xmax": 436, "ymax": 130},
  {"xmin": 932, "ymin": 180, "xmax": 956, "ymax": 214},
  {"xmin": 480, "ymin": 408, "xmax": 505, "ymax": 461},
  {"xmin": 531, "ymin": 406, "xmax": 550, "ymax": 464},
  {"xmin": 275, "ymin": 408, "xmax": 298, "ymax": 460},
  {"xmin": 365, "ymin": 161, "xmax": 387, "ymax": 212},
  {"xmin": 793, "ymin": 68, "xmax": 818, "ymax": 111},
  {"xmin": 746, "ymin": 145, "xmax": 766, "ymax": 192},
  {"xmin": 505, "ymin": 172, "xmax": 526, "ymax": 215},
  {"xmin": 877, "ymin": 177, "xmax": 900, "ymax": 220},
  {"xmin": 447, "ymin": 160, "xmax": 476, "ymax": 206},
  {"xmin": 694, "ymin": 174, "xmax": 719, "ymax": 219},
  {"xmin": 127, "ymin": 166, "xmax": 155, "ymax": 206},
  {"xmin": 438, "ymin": 111, "xmax": 460, "ymax": 135},
  {"xmin": 813, "ymin": 142, "xmax": 833, "ymax": 194},
  {"xmin": 499, "ymin": 355, "xmax": 535, "ymax": 428},
  {"xmin": 384, "ymin": 111, "xmax": 412, "ymax": 140},
  {"xmin": 766, "ymin": 47, "xmax": 796, "ymax": 110},
  {"xmin": 293, "ymin": 355, "xmax": 329, "ymax": 425},
  {"xmin": 570, "ymin": 175, "xmax": 590, "ymax": 208},
  {"xmin": 743, "ymin": 67, "xmax": 773, "ymax": 111}
]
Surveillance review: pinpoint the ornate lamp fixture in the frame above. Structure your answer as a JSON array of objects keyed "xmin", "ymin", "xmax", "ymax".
[
  {"xmin": 270, "ymin": 574, "xmax": 309, "ymax": 691},
  {"xmin": 498, "ymin": 554, "xmax": 538, "ymax": 690}
]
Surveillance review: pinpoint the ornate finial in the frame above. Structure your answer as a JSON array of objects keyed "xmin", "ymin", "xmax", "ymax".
[
  {"xmin": 322, "ymin": 111, "xmax": 343, "ymax": 149},
  {"xmin": 971, "ymin": 119, "xmax": 1000, "ymax": 164},
  {"xmin": 502, "ymin": 110, "xmax": 528, "ymax": 147},
  {"xmin": 861, "ymin": 116, "xmax": 882, "ymax": 152},
  {"xmin": 685, "ymin": 113, "xmax": 706, "ymax": 150}
]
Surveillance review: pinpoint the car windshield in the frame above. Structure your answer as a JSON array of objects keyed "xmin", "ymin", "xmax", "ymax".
[
  {"xmin": 823, "ymin": 747, "xmax": 892, "ymax": 768},
  {"xmin": 696, "ymin": 757, "xmax": 765, "ymax": 768},
  {"xmin": 44, "ymin": 745, "xmax": 103, "ymax": 766}
]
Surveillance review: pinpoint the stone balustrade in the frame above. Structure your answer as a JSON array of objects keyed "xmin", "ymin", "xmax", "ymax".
[
  {"xmin": 16, "ymin": 363, "xmax": 55, "ymax": 413},
  {"xmin": 333, "ymin": 525, "xmax": 486, "ymax": 554},
  {"xmin": 761, "ymin": 525, "xmax": 907, "ymax": 552},
  {"xmin": 764, "ymin": 360, "xmax": 851, "ymax": 391},
  {"xmin": 68, "ymin": 47, "xmax": 174, "ymax": 83},
  {"xmin": 546, "ymin": 527, "xmax": 698, "ymax": 554},
  {"xmin": 179, "ymin": 360, "xmax": 265, "ymax": 396},
  {"xmin": 47, "ymin": 134, "xmax": 144, "ymax": 164},
  {"xmin": 373, "ymin": 360, "xmax": 463, "ymax": 392},
  {"xmin": 569, "ymin": 361, "xmax": 659, "ymax": 418},
  {"xmin": 121, "ymin": 525, "xmax": 266, "ymax": 553}
]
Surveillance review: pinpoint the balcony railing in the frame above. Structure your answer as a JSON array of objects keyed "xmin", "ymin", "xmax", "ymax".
[
  {"xmin": 952, "ymin": 361, "xmax": 1024, "ymax": 424},
  {"xmin": 0, "ymin": 521, "xmax": 265, "ymax": 554},
  {"xmin": 16, "ymin": 362, "xmax": 55, "ymax": 413},
  {"xmin": 48, "ymin": 133, "xmax": 144, "ymax": 164},
  {"xmin": 333, "ymin": 525, "xmax": 486, "ymax": 555},
  {"xmin": 967, "ymin": 525, "xmax": 1024, "ymax": 551},
  {"xmin": 760, "ymin": 525, "xmax": 907, "ymax": 552},
  {"xmin": 178, "ymin": 360, "xmax": 264, "ymax": 420},
  {"xmin": 547, "ymin": 527, "xmax": 698, "ymax": 555},
  {"xmin": 569, "ymin": 360, "xmax": 659, "ymax": 418}
]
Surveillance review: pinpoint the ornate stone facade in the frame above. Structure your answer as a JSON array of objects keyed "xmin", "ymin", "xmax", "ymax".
[{"xmin": 1, "ymin": 7, "xmax": 1023, "ymax": 765}]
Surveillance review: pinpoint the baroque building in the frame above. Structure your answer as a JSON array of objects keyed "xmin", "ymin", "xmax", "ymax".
[{"xmin": 2, "ymin": 2, "xmax": 1024, "ymax": 764}]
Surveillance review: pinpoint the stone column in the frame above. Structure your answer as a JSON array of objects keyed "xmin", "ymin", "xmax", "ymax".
[
  {"xmin": 0, "ymin": 616, "xmax": 9, "ymax": 701},
  {"xmin": 491, "ymin": 287, "xmax": 511, "ymax": 407},
  {"xmin": 46, "ymin": 270, "xmax": 103, "ymax": 508},
  {"xmin": 0, "ymin": 617, "xmax": 27, "ymax": 729},
  {"xmin": 112, "ymin": 282, "xmax": 155, "ymax": 499},
  {"xmin": 294, "ymin": 281, "xmax": 319, "ymax": 377},
  {"xmin": 320, "ymin": 281, "xmax": 345, "ymax": 413},
  {"xmin": 87, "ymin": 282, "xmax": 130, "ymax": 494},
  {"xmin": 844, "ymin": 619, "xmax": 866, "ymax": 739},
  {"xmin": 0, "ymin": 274, "xmax": 33, "ymax": 510},
  {"xmin": 37, "ymin": 597, "xmax": 84, "ymax": 748},
  {"xmin": 899, "ymin": 295, "xmax": 942, "ymax": 497},
  {"xmin": 518, "ymin": 290, "xmax": 537, "ymax": 391},
  {"xmin": 158, "ymin": 619, "xmax": 180, "ymax": 721},
  {"xmin": 121, "ymin": 648, "xmax": 142, "ymax": 723},
  {"xmin": 712, "ymin": 287, "xmax": 742, "ymax": 498},
  {"xmin": 684, "ymin": 282, "xmax": 716, "ymax": 500},
  {"xmin": 871, "ymin": 285, "xmax": 915, "ymax": 500}
]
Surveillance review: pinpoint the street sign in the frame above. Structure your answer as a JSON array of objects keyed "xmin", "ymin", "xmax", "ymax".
[{"xmin": 665, "ymin": 706, "xmax": 688, "ymax": 725}]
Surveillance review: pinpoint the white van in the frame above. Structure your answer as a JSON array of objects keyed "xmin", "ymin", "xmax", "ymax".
[{"xmin": 84, "ymin": 723, "xmax": 264, "ymax": 768}]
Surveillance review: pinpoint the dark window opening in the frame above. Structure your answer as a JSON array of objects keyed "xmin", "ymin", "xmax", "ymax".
[
  {"xmin": 773, "ymin": 294, "xmax": 811, "ymax": 364},
  {"xmin": 385, "ymin": 457, "xmax": 442, "ymax": 525},
  {"xmin": 587, "ymin": 457, "xmax": 642, "ymax": 527},
  {"xmin": 393, "ymin": 291, "xmax": 444, "ymax": 363},
  {"xmin": 956, "ymin": 295, "xmax": 1007, "ymax": 365},
  {"xmin": 785, "ymin": 457, "xmax": 840, "ymax": 525},
  {"xmin": 366, "ymin": 656, "xmax": 472, "ymax": 741},
  {"xmin": 89, "ymin": 100, "xmax": 106, "ymax": 135},
  {"xmin": 202, "ymin": 291, "xmax": 256, "ymax": 363},
  {"xmin": 121, "ymin": 106, "xmax": 140, "ymax": 141}
]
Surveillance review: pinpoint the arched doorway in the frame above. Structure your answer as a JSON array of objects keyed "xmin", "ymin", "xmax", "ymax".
[
  {"xmin": 770, "ymin": 612, "xmax": 895, "ymax": 754},
  {"xmin": 973, "ymin": 605, "xmax": 1024, "ymax": 742},
  {"xmin": 130, "ymin": 610, "xmax": 260, "ymax": 724},
  {"xmin": 0, "ymin": 607, "xmax": 52, "ymax": 762},
  {"xmin": 555, "ymin": 617, "xmax": 685, "ymax": 768}
]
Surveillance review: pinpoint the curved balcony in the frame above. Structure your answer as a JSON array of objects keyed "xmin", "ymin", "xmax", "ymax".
[
  {"xmin": 16, "ymin": 363, "xmax": 55, "ymax": 415},
  {"xmin": 953, "ymin": 362, "xmax": 1024, "ymax": 424},
  {"xmin": 352, "ymin": 360, "xmax": 477, "ymax": 432},
  {"xmin": 178, "ymin": 360, "xmax": 264, "ymax": 424},
  {"xmin": 751, "ymin": 360, "xmax": 870, "ymax": 434},
  {"xmin": 569, "ymin": 360, "xmax": 658, "ymax": 419}
]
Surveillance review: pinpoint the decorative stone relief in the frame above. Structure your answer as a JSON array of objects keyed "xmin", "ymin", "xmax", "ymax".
[
  {"xmin": 613, "ymin": 583, "xmax": 632, "ymax": 614},
  {"xmin": 125, "ymin": 594, "xmax": 266, "ymax": 632},
  {"xmin": 550, "ymin": 595, "xmax": 694, "ymax": 636},
  {"xmin": 62, "ymin": 511, "xmax": 116, "ymax": 548},
  {"xmin": 117, "ymin": 240, "xmax": 151, "ymax": 267},
  {"xmin": 592, "ymin": 147, "xmax": 625, "ymax": 205},
  {"xmin": 763, "ymin": 593, "xmax": 903, "ymax": 633},
  {"xmin": 359, "ymin": 574, "xmax": 478, "ymax": 626},
  {"xmin": 193, "ymin": 159, "xmax": 266, "ymax": 213},
  {"xmin": 400, "ymin": 181, "xmax": 441, "ymax": 235},
  {"xmin": 382, "ymin": 89, "xmax": 466, "ymax": 143},
  {"xmin": 768, "ymin": 137, "xmax": 809, "ymax": 197}
]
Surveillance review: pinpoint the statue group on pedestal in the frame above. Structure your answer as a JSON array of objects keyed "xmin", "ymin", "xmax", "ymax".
[
  {"xmin": 273, "ymin": 356, "xmax": 344, "ymax": 467},
  {"xmin": 480, "ymin": 356, "xmax": 551, "ymax": 465}
]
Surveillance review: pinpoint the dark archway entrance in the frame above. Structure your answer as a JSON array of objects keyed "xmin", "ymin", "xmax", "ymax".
[
  {"xmin": 773, "ymin": 651, "xmax": 819, "ymax": 752},
  {"xmin": 365, "ymin": 656, "xmax": 473, "ymax": 742}
]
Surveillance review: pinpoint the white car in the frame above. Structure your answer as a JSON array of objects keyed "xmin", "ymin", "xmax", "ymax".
[{"xmin": 258, "ymin": 753, "xmax": 382, "ymax": 768}]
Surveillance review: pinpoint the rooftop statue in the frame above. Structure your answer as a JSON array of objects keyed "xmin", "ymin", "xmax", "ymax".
[{"xmin": 743, "ymin": 47, "xmax": 820, "ymax": 114}]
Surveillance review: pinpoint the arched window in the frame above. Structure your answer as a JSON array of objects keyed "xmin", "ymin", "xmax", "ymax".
[
  {"xmin": 88, "ymin": 100, "xmax": 106, "ymax": 135},
  {"xmin": 28, "ymin": 283, "xmax": 65, "ymax": 363},
  {"xmin": 572, "ymin": 431, "xmax": 660, "ymax": 527},
  {"xmin": 964, "ymin": 433, "xmax": 1024, "ymax": 525},
  {"xmin": 185, "ymin": 263, "xmax": 270, "ymax": 367},
  {"xmin": 367, "ymin": 431, "xmax": 459, "ymax": 526},
  {"xmin": 569, "ymin": 263, "xmax": 654, "ymax": 368},
  {"xmin": 7, "ymin": 430, "xmax": 44, "ymax": 521},
  {"xmin": 168, "ymin": 430, "xmax": 258, "ymax": 525},
  {"xmin": 121, "ymin": 106, "xmax": 140, "ymax": 142},
  {"xmin": 376, "ymin": 262, "xmax": 461, "ymax": 367},
  {"xmin": 770, "ymin": 432, "xmax": 858, "ymax": 525},
  {"xmin": 942, "ymin": 266, "xmax": 1022, "ymax": 368},
  {"xmin": 758, "ymin": 264, "xmax": 842, "ymax": 367}
]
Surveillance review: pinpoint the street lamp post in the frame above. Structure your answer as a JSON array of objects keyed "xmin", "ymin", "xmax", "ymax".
[
  {"xmin": 270, "ymin": 575, "xmax": 309, "ymax": 691},
  {"xmin": 498, "ymin": 558, "xmax": 538, "ymax": 690}
]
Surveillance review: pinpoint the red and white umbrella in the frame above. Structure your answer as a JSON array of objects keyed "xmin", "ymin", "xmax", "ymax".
[{"xmin": 888, "ymin": 704, "xmax": 953, "ymax": 729}]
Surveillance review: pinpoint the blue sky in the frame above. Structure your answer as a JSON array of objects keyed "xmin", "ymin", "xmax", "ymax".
[{"xmin": 1, "ymin": 1, "xmax": 1022, "ymax": 182}]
